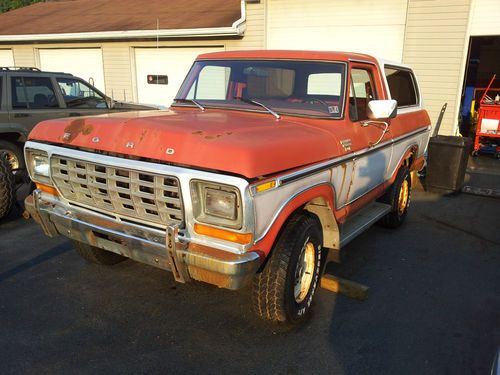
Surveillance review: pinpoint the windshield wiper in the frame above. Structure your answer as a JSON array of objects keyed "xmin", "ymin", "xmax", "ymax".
[
  {"xmin": 173, "ymin": 98, "xmax": 205, "ymax": 111},
  {"xmin": 234, "ymin": 96, "xmax": 280, "ymax": 120}
]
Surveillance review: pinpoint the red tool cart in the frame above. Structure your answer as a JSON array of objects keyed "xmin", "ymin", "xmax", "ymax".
[{"xmin": 472, "ymin": 74, "xmax": 500, "ymax": 159}]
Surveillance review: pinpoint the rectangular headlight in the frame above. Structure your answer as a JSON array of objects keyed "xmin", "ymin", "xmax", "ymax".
[
  {"xmin": 191, "ymin": 180, "xmax": 242, "ymax": 229},
  {"xmin": 26, "ymin": 149, "xmax": 51, "ymax": 185},
  {"xmin": 204, "ymin": 188, "xmax": 237, "ymax": 220}
]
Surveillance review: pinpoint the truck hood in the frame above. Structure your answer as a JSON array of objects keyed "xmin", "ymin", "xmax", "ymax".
[{"xmin": 28, "ymin": 109, "xmax": 340, "ymax": 179}]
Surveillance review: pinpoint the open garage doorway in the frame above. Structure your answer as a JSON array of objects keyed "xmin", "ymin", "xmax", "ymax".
[{"xmin": 460, "ymin": 36, "xmax": 500, "ymax": 138}]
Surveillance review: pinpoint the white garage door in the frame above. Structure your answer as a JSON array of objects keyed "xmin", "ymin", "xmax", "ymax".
[
  {"xmin": 135, "ymin": 47, "xmax": 224, "ymax": 107},
  {"xmin": 0, "ymin": 49, "xmax": 14, "ymax": 67},
  {"xmin": 267, "ymin": 0, "xmax": 408, "ymax": 62},
  {"xmin": 39, "ymin": 48, "xmax": 106, "ymax": 92}
]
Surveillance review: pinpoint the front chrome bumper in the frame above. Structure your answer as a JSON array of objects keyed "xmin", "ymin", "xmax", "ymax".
[{"xmin": 25, "ymin": 190, "xmax": 261, "ymax": 290}]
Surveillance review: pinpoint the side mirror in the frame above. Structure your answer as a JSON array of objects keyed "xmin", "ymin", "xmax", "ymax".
[{"xmin": 367, "ymin": 99, "xmax": 397, "ymax": 120}]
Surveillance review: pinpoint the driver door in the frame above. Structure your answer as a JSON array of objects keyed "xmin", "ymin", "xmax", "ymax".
[{"xmin": 345, "ymin": 63, "xmax": 393, "ymax": 204}]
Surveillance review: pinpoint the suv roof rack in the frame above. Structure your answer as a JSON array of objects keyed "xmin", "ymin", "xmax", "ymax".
[{"xmin": 0, "ymin": 67, "xmax": 41, "ymax": 72}]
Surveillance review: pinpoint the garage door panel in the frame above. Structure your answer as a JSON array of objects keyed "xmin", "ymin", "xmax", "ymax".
[
  {"xmin": 134, "ymin": 47, "xmax": 224, "ymax": 107},
  {"xmin": 268, "ymin": 0, "xmax": 407, "ymax": 62},
  {"xmin": 39, "ymin": 49, "xmax": 105, "ymax": 92},
  {"xmin": 0, "ymin": 49, "xmax": 14, "ymax": 67}
]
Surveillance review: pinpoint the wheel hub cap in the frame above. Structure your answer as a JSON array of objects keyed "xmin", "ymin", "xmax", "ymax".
[
  {"xmin": 294, "ymin": 241, "xmax": 315, "ymax": 303},
  {"xmin": 398, "ymin": 179, "xmax": 409, "ymax": 214},
  {"xmin": 0, "ymin": 149, "xmax": 19, "ymax": 170}
]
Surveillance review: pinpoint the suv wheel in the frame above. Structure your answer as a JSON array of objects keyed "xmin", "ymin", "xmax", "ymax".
[
  {"xmin": 0, "ymin": 156, "xmax": 15, "ymax": 220},
  {"xmin": 0, "ymin": 140, "xmax": 24, "ymax": 172},
  {"xmin": 252, "ymin": 212, "xmax": 323, "ymax": 324}
]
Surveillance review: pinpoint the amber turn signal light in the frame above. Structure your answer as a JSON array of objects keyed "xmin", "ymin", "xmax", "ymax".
[
  {"xmin": 36, "ymin": 183, "xmax": 59, "ymax": 196},
  {"xmin": 194, "ymin": 223, "xmax": 252, "ymax": 245}
]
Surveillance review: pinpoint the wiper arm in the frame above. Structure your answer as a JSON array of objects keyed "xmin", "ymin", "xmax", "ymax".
[
  {"xmin": 173, "ymin": 98, "xmax": 205, "ymax": 111},
  {"xmin": 234, "ymin": 96, "xmax": 280, "ymax": 120}
]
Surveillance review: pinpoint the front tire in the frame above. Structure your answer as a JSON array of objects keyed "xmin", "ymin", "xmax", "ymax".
[
  {"xmin": 378, "ymin": 165, "xmax": 411, "ymax": 228},
  {"xmin": 252, "ymin": 212, "xmax": 323, "ymax": 324},
  {"xmin": 0, "ymin": 156, "xmax": 15, "ymax": 220},
  {"xmin": 73, "ymin": 241, "xmax": 127, "ymax": 265}
]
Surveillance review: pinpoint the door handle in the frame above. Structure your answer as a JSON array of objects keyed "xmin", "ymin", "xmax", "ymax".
[
  {"xmin": 14, "ymin": 113, "xmax": 30, "ymax": 118},
  {"xmin": 360, "ymin": 120, "xmax": 390, "ymax": 148}
]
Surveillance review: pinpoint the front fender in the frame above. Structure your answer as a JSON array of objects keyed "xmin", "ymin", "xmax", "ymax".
[{"xmin": 250, "ymin": 183, "xmax": 337, "ymax": 256}]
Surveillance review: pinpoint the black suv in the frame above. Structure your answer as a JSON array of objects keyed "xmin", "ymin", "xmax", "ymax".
[{"xmin": 0, "ymin": 67, "xmax": 157, "ymax": 219}]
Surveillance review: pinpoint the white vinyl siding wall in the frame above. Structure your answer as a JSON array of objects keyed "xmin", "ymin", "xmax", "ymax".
[
  {"xmin": 402, "ymin": 0, "xmax": 472, "ymax": 136},
  {"xmin": 266, "ymin": 0, "xmax": 408, "ymax": 62}
]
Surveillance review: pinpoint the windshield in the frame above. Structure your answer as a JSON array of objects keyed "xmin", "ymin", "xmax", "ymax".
[{"xmin": 174, "ymin": 60, "xmax": 346, "ymax": 118}]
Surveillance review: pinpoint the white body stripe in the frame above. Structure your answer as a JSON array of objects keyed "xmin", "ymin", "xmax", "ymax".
[{"xmin": 253, "ymin": 128, "xmax": 430, "ymax": 244}]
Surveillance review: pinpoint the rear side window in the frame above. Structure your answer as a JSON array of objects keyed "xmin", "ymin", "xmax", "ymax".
[
  {"xmin": 384, "ymin": 67, "xmax": 419, "ymax": 107},
  {"xmin": 11, "ymin": 76, "xmax": 59, "ymax": 109}
]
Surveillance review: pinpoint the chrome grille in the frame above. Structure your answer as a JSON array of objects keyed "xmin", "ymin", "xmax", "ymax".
[{"xmin": 50, "ymin": 156, "xmax": 183, "ymax": 226}]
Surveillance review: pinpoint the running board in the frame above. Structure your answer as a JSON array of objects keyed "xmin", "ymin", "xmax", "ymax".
[{"xmin": 339, "ymin": 202, "xmax": 391, "ymax": 248}]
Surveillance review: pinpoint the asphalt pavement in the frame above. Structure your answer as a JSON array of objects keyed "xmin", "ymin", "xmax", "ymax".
[{"xmin": 0, "ymin": 189, "xmax": 499, "ymax": 375}]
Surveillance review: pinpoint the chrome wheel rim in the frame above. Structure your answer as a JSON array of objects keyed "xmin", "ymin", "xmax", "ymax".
[
  {"xmin": 398, "ymin": 179, "xmax": 409, "ymax": 214},
  {"xmin": 294, "ymin": 240, "xmax": 316, "ymax": 303},
  {"xmin": 0, "ymin": 149, "xmax": 19, "ymax": 170}
]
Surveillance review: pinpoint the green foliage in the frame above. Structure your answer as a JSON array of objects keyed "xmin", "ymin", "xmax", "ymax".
[{"xmin": 0, "ymin": 0, "xmax": 44, "ymax": 13}]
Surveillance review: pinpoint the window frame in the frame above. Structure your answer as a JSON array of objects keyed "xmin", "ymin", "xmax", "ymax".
[
  {"xmin": 348, "ymin": 65, "xmax": 379, "ymax": 123},
  {"xmin": 384, "ymin": 64, "xmax": 420, "ymax": 109}
]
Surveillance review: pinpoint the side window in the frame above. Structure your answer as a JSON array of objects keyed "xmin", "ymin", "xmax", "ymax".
[
  {"xmin": 56, "ymin": 78, "xmax": 107, "ymax": 108},
  {"xmin": 11, "ymin": 76, "xmax": 59, "ymax": 109},
  {"xmin": 0, "ymin": 77, "xmax": 2, "ymax": 106},
  {"xmin": 349, "ymin": 68, "xmax": 377, "ymax": 122},
  {"xmin": 188, "ymin": 66, "xmax": 230, "ymax": 100},
  {"xmin": 384, "ymin": 67, "xmax": 418, "ymax": 107}
]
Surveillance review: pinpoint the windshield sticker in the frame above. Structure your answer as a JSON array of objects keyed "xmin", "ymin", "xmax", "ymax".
[{"xmin": 328, "ymin": 106, "xmax": 339, "ymax": 114}]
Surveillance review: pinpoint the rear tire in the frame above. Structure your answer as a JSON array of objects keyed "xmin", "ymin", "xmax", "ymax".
[
  {"xmin": 378, "ymin": 165, "xmax": 411, "ymax": 228},
  {"xmin": 0, "ymin": 156, "xmax": 15, "ymax": 220},
  {"xmin": 73, "ymin": 241, "xmax": 127, "ymax": 265},
  {"xmin": 252, "ymin": 212, "xmax": 323, "ymax": 324}
]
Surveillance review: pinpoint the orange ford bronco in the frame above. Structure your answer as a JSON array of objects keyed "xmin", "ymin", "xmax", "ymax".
[{"xmin": 25, "ymin": 51, "xmax": 430, "ymax": 324}]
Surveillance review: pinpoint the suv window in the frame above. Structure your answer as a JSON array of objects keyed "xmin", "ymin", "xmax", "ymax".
[
  {"xmin": 11, "ymin": 76, "xmax": 59, "ymax": 109},
  {"xmin": 384, "ymin": 67, "xmax": 418, "ymax": 107},
  {"xmin": 56, "ymin": 78, "xmax": 107, "ymax": 109},
  {"xmin": 349, "ymin": 68, "xmax": 377, "ymax": 122}
]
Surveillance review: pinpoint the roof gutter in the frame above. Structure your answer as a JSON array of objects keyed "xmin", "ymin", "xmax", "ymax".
[{"xmin": 0, "ymin": 0, "xmax": 246, "ymax": 42}]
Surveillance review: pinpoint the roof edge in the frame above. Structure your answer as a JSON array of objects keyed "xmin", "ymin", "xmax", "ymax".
[{"xmin": 0, "ymin": 0, "xmax": 246, "ymax": 42}]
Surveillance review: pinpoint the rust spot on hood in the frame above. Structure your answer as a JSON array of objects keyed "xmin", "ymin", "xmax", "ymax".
[{"xmin": 62, "ymin": 119, "xmax": 93, "ymax": 143}]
